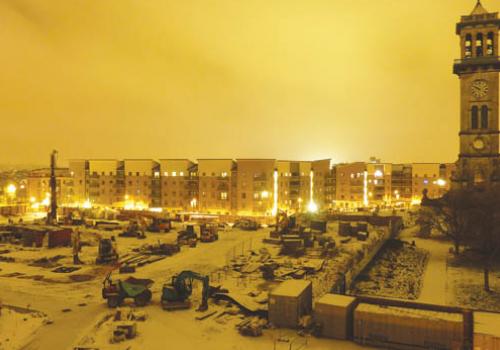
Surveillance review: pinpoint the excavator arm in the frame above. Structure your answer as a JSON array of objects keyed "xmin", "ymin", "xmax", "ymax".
[{"xmin": 163, "ymin": 270, "xmax": 209, "ymax": 311}]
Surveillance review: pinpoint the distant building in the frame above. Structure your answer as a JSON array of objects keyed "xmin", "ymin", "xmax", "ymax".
[
  {"xmin": 88, "ymin": 160, "xmax": 123, "ymax": 206},
  {"xmin": 235, "ymin": 159, "xmax": 275, "ymax": 215},
  {"xmin": 334, "ymin": 162, "xmax": 366, "ymax": 208},
  {"xmin": 159, "ymin": 159, "xmax": 197, "ymax": 211},
  {"xmin": 26, "ymin": 168, "xmax": 74, "ymax": 206},
  {"xmin": 197, "ymin": 159, "xmax": 235, "ymax": 214},
  {"xmin": 124, "ymin": 160, "xmax": 160, "ymax": 208},
  {"xmin": 64, "ymin": 157, "xmax": 455, "ymax": 214}
]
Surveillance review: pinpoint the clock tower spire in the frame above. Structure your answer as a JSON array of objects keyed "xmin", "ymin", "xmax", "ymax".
[{"xmin": 452, "ymin": 1, "xmax": 500, "ymax": 187}]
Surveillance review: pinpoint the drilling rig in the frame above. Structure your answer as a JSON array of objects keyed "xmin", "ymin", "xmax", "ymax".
[{"xmin": 47, "ymin": 150, "xmax": 58, "ymax": 225}]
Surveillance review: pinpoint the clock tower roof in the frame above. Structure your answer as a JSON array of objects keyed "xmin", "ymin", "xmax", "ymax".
[{"xmin": 470, "ymin": 1, "xmax": 489, "ymax": 16}]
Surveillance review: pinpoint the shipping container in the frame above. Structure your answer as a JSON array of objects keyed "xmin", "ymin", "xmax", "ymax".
[
  {"xmin": 474, "ymin": 312, "xmax": 500, "ymax": 350},
  {"xmin": 354, "ymin": 303, "xmax": 464, "ymax": 350},
  {"xmin": 268, "ymin": 280, "xmax": 312, "ymax": 329},
  {"xmin": 314, "ymin": 293, "xmax": 356, "ymax": 339}
]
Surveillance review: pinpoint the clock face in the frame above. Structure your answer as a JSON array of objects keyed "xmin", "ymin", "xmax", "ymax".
[
  {"xmin": 473, "ymin": 138, "xmax": 485, "ymax": 151},
  {"xmin": 471, "ymin": 80, "xmax": 489, "ymax": 99}
]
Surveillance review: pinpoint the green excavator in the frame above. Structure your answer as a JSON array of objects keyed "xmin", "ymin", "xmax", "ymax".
[{"xmin": 161, "ymin": 270, "xmax": 209, "ymax": 311}]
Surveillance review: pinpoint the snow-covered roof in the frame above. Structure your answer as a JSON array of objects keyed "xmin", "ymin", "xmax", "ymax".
[
  {"xmin": 355, "ymin": 303, "xmax": 462, "ymax": 322},
  {"xmin": 474, "ymin": 312, "xmax": 500, "ymax": 337},
  {"xmin": 271, "ymin": 279, "xmax": 311, "ymax": 298},
  {"xmin": 316, "ymin": 293, "xmax": 356, "ymax": 307}
]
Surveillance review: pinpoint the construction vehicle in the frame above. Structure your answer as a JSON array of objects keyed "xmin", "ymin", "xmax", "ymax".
[
  {"xmin": 271, "ymin": 210, "xmax": 297, "ymax": 238},
  {"xmin": 102, "ymin": 272, "xmax": 153, "ymax": 307},
  {"xmin": 161, "ymin": 270, "xmax": 209, "ymax": 311},
  {"xmin": 96, "ymin": 237, "xmax": 119, "ymax": 264},
  {"xmin": 177, "ymin": 225, "xmax": 197, "ymax": 246},
  {"xmin": 199, "ymin": 223, "xmax": 219, "ymax": 243},
  {"xmin": 119, "ymin": 220, "xmax": 146, "ymax": 239},
  {"xmin": 147, "ymin": 217, "xmax": 171, "ymax": 233}
]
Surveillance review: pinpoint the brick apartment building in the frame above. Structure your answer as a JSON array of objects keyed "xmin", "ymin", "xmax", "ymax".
[{"xmin": 22, "ymin": 158, "xmax": 456, "ymax": 214}]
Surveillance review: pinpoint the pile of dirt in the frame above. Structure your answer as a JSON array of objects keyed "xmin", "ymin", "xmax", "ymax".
[{"xmin": 352, "ymin": 240, "xmax": 429, "ymax": 299}]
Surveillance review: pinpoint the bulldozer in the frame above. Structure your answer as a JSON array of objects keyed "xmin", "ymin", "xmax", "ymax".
[
  {"xmin": 96, "ymin": 237, "xmax": 119, "ymax": 264},
  {"xmin": 101, "ymin": 272, "xmax": 153, "ymax": 308},
  {"xmin": 161, "ymin": 270, "xmax": 209, "ymax": 311}
]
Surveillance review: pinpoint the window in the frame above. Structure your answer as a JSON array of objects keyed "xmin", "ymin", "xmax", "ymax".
[
  {"xmin": 471, "ymin": 106, "xmax": 479, "ymax": 129},
  {"xmin": 481, "ymin": 105, "xmax": 489, "ymax": 129},
  {"xmin": 476, "ymin": 33, "xmax": 484, "ymax": 57},
  {"xmin": 220, "ymin": 192, "xmax": 228, "ymax": 200},
  {"xmin": 180, "ymin": 172, "xmax": 184, "ymax": 176},
  {"xmin": 136, "ymin": 172, "xmax": 140, "ymax": 176},
  {"xmin": 487, "ymin": 32, "xmax": 494, "ymax": 56},
  {"xmin": 465, "ymin": 34, "xmax": 472, "ymax": 57},
  {"xmin": 242, "ymin": 193, "xmax": 246, "ymax": 199},
  {"xmin": 172, "ymin": 171, "xmax": 177, "ymax": 177}
]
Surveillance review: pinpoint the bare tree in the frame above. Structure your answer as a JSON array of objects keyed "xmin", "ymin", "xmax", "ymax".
[
  {"xmin": 464, "ymin": 186, "xmax": 500, "ymax": 292},
  {"xmin": 420, "ymin": 188, "xmax": 476, "ymax": 254}
]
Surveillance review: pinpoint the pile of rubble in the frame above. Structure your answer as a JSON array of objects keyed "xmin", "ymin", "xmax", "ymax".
[{"xmin": 352, "ymin": 240, "xmax": 429, "ymax": 299}]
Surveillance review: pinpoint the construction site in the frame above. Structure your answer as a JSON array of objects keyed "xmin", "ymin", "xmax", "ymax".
[
  {"xmin": 1, "ymin": 154, "xmax": 499, "ymax": 350},
  {"xmin": 2, "ymin": 0, "xmax": 500, "ymax": 349}
]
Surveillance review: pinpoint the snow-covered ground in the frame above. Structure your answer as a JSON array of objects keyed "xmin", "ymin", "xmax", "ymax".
[
  {"xmin": 0, "ymin": 221, "xmax": 378, "ymax": 350},
  {"xmin": 0, "ymin": 306, "xmax": 47, "ymax": 350},
  {"xmin": 399, "ymin": 224, "xmax": 500, "ymax": 311}
]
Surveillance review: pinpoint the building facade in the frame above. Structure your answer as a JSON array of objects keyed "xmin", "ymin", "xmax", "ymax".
[
  {"xmin": 65, "ymin": 157, "xmax": 456, "ymax": 214},
  {"xmin": 26, "ymin": 168, "xmax": 74, "ymax": 206},
  {"xmin": 453, "ymin": 2, "xmax": 500, "ymax": 187}
]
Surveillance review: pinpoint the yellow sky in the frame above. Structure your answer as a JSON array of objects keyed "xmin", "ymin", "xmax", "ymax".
[{"xmin": 0, "ymin": 0, "xmax": 497, "ymax": 165}]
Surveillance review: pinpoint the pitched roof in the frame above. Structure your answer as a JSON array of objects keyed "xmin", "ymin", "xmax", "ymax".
[{"xmin": 471, "ymin": 1, "xmax": 489, "ymax": 15}]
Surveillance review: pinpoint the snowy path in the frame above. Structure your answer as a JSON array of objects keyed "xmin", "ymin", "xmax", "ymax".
[
  {"xmin": 414, "ymin": 238, "xmax": 450, "ymax": 305},
  {"xmin": 399, "ymin": 227, "xmax": 452, "ymax": 305}
]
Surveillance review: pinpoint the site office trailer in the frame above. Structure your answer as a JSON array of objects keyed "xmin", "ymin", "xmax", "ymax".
[
  {"xmin": 268, "ymin": 280, "xmax": 312, "ymax": 329},
  {"xmin": 315, "ymin": 293, "xmax": 356, "ymax": 340}
]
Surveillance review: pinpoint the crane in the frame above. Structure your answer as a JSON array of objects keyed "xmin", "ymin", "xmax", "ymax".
[
  {"xmin": 47, "ymin": 150, "xmax": 58, "ymax": 225},
  {"xmin": 161, "ymin": 270, "xmax": 209, "ymax": 311}
]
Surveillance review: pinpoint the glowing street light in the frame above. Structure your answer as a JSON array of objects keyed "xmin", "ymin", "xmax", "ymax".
[
  {"xmin": 6, "ymin": 184, "xmax": 16, "ymax": 195},
  {"xmin": 436, "ymin": 179, "xmax": 447, "ymax": 187}
]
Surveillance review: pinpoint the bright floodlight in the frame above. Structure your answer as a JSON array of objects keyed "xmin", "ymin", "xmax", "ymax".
[
  {"xmin": 307, "ymin": 201, "xmax": 318, "ymax": 213},
  {"xmin": 6, "ymin": 184, "xmax": 16, "ymax": 194}
]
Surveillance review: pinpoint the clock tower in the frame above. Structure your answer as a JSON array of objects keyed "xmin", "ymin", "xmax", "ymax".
[{"xmin": 453, "ymin": 1, "xmax": 500, "ymax": 187}]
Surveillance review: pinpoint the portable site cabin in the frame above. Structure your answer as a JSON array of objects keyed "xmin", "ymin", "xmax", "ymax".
[
  {"xmin": 268, "ymin": 280, "xmax": 312, "ymax": 329},
  {"xmin": 315, "ymin": 293, "xmax": 357, "ymax": 340}
]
